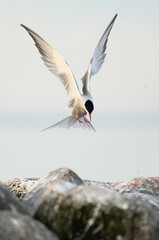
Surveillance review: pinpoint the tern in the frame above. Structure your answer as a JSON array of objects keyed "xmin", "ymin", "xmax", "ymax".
[{"xmin": 21, "ymin": 14, "xmax": 117, "ymax": 131}]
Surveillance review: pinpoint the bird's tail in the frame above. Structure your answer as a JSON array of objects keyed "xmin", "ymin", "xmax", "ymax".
[{"xmin": 41, "ymin": 115, "xmax": 96, "ymax": 131}]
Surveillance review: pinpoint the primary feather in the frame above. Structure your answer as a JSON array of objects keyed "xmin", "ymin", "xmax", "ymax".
[
  {"xmin": 82, "ymin": 14, "xmax": 117, "ymax": 94},
  {"xmin": 41, "ymin": 116, "xmax": 96, "ymax": 132},
  {"xmin": 21, "ymin": 24, "xmax": 81, "ymax": 108}
]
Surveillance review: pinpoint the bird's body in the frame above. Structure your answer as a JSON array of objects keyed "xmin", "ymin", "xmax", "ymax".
[{"xmin": 21, "ymin": 14, "xmax": 117, "ymax": 131}]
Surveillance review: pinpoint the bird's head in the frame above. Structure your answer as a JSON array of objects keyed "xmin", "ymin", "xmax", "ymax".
[{"xmin": 85, "ymin": 100, "xmax": 94, "ymax": 122}]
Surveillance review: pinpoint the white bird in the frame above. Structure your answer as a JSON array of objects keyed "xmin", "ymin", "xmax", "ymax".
[{"xmin": 21, "ymin": 14, "xmax": 117, "ymax": 131}]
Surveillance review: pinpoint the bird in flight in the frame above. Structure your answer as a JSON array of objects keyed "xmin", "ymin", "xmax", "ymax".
[{"xmin": 21, "ymin": 14, "xmax": 117, "ymax": 131}]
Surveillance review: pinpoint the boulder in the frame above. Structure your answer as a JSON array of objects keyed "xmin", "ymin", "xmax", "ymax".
[
  {"xmin": 111, "ymin": 177, "xmax": 159, "ymax": 193},
  {"xmin": 3, "ymin": 170, "xmax": 159, "ymax": 239},
  {"xmin": 25, "ymin": 168, "xmax": 84, "ymax": 215},
  {"xmin": 34, "ymin": 185, "xmax": 159, "ymax": 240},
  {"xmin": 118, "ymin": 188, "xmax": 159, "ymax": 212},
  {"xmin": 0, "ymin": 210, "xmax": 58, "ymax": 240},
  {"xmin": 0, "ymin": 182, "xmax": 28, "ymax": 214},
  {"xmin": 85, "ymin": 177, "xmax": 159, "ymax": 212}
]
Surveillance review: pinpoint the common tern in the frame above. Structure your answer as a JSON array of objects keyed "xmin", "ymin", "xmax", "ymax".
[{"xmin": 21, "ymin": 14, "xmax": 117, "ymax": 131}]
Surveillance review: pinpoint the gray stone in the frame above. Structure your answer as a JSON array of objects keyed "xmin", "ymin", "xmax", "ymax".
[
  {"xmin": 0, "ymin": 182, "xmax": 28, "ymax": 214},
  {"xmin": 4, "ymin": 170, "xmax": 159, "ymax": 239},
  {"xmin": 119, "ymin": 188, "xmax": 159, "ymax": 213},
  {"xmin": 25, "ymin": 168, "xmax": 84, "ymax": 215},
  {"xmin": 84, "ymin": 178, "xmax": 159, "ymax": 212},
  {"xmin": 34, "ymin": 185, "xmax": 159, "ymax": 240},
  {"xmin": 0, "ymin": 210, "xmax": 58, "ymax": 240}
]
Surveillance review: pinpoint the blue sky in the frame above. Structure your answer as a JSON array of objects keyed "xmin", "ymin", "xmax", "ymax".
[{"xmin": 0, "ymin": 0, "xmax": 159, "ymax": 182}]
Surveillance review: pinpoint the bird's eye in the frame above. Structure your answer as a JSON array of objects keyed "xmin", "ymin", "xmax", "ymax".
[{"xmin": 85, "ymin": 100, "xmax": 94, "ymax": 113}]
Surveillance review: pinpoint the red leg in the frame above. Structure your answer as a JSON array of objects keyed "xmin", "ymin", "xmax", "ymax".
[
  {"xmin": 77, "ymin": 118, "xmax": 83, "ymax": 123},
  {"xmin": 84, "ymin": 118, "xmax": 89, "ymax": 123}
]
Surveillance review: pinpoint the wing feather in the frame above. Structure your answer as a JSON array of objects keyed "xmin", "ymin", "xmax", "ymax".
[
  {"xmin": 41, "ymin": 116, "xmax": 96, "ymax": 132},
  {"xmin": 81, "ymin": 14, "xmax": 117, "ymax": 94},
  {"xmin": 21, "ymin": 24, "xmax": 80, "ymax": 107}
]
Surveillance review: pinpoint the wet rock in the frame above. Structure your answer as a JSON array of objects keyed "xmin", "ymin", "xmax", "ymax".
[
  {"xmin": 25, "ymin": 168, "xmax": 84, "ymax": 215},
  {"xmin": 0, "ymin": 210, "xmax": 58, "ymax": 240},
  {"xmin": 5, "ymin": 178, "xmax": 39, "ymax": 199},
  {"xmin": 34, "ymin": 185, "xmax": 159, "ymax": 240},
  {"xmin": 0, "ymin": 183, "xmax": 28, "ymax": 214}
]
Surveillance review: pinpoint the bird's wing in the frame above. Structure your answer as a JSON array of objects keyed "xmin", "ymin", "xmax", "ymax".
[
  {"xmin": 41, "ymin": 116, "xmax": 96, "ymax": 132},
  {"xmin": 81, "ymin": 14, "xmax": 117, "ymax": 94},
  {"xmin": 21, "ymin": 24, "xmax": 81, "ymax": 108}
]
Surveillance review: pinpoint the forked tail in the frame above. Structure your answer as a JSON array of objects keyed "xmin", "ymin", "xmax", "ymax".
[{"xmin": 41, "ymin": 115, "xmax": 96, "ymax": 132}]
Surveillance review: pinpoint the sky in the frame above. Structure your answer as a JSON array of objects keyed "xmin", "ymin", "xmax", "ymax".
[{"xmin": 0, "ymin": 0, "xmax": 159, "ymax": 182}]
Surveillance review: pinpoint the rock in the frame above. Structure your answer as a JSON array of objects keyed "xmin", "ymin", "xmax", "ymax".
[
  {"xmin": 84, "ymin": 179, "xmax": 112, "ymax": 190},
  {"xmin": 84, "ymin": 177, "xmax": 159, "ymax": 193},
  {"xmin": 118, "ymin": 188, "xmax": 159, "ymax": 212},
  {"xmin": 110, "ymin": 177, "xmax": 159, "ymax": 213},
  {"xmin": 0, "ymin": 210, "xmax": 58, "ymax": 240},
  {"xmin": 84, "ymin": 177, "xmax": 159, "ymax": 212},
  {"xmin": 5, "ymin": 178, "xmax": 39, "ymax": 199},
  {"xmin": 0, "ymin": 182, "xmax": 28, "ymax": 214},
  {"xmin": 34, "ymin": 185, "xmax": 159, "ymax": 240},
  {"xmin": 3, "ymin": 170, "xmax": 159, "ymax": 239},
  {"xmin": 5, "ymin": 176, "xmax": 159, "ymax": 199},
  {"xmin": 111, "ymin": 177, "xmax": 159, "ymax": 193},
  {"xmin": 25, "ymin": 168, "xmax": 84, "ymax": 215}
]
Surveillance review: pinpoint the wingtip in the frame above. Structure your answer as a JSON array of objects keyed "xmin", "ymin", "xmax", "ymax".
[
  {"xmin": 20, "ymin": 24, "xmax": 27, "ymax": 30},
  {"xmin": 20, "ymin": 24, "xmax": 32, "ymax": 33},
  {"xmin": 113, "ymin": 13, "xmax": 118, "ymax": 20},
  {"xmin": 106, "ymin": 13, "xmax": 118, "ymax": 29},
  {"xmin": 40, "ymin": 128, "xmax": 46, "ymax": 132},
  {"xmin": 20, "ymin": 24, "xmax": 27, "ymax": 31}
]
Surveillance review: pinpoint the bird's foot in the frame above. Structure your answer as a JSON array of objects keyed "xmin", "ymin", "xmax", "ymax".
[
  {"xmin": 84, "ymin": 118, "xmax": 89, "ymax": 123},
  {"xmin": 77, "ymin": 118, "xmax": 83, "ymax": 123}
]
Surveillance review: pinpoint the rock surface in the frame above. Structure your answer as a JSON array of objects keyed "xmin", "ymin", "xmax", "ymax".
[
  {"xmin": 3, "ymin": 168, "xmax": 159, "ymax": 240},
  {"xmin": 111, "ymin": 177, "xmax": 159, "ymax": 193},
  {"xmin": 0, "ymin": 210, "xmax": 58, "ymax": 240},
  {"xmin": 5, "ymin": 177, "xmax": 38, "ymax": 199},
  {"xmin": 0, "ymin": 183, "xmax": 28, "ymax": 214},
  {"xmin": 34, "ymin": 185, "xmax": 159, "ymax": 240},
  {"xmin": 85, "ymin": 177, "xmax": 159, "ymax": 213},
  {"xmin": 25, "ymin": 168, "xmax": 84, "ymax": 215}
]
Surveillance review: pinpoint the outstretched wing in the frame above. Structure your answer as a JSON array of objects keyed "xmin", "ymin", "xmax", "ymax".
[
  {"xmin": 81, "ymin": 14, "xmax": 117, "ymax": 94},
  {"xmin": 21, "ymin": 24, "xmax": 81, "ymax": 108}
]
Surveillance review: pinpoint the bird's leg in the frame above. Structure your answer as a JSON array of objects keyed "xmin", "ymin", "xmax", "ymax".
[
  {"xmin": 84, "ymin": 117, "xmax": 89, "ymax": 123},
  {"xmin": 77, "ymin": 118, "xmax": 83, "ymax": 123}
]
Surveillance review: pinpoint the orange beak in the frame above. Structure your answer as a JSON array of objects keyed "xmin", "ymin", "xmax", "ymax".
[{"xmin": 89, "ymin": 113, "xmax": 91, "ymax": 122}]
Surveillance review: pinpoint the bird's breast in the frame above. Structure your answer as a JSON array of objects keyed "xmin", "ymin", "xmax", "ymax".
[{"xmin": 72, "ymin": 99, "xmax": 87, "ymax": 119}]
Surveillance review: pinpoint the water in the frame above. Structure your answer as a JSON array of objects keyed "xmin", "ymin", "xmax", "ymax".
[{"xmin": 0, "ymin": 112, "xmax": 159, "ymax": 183}]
